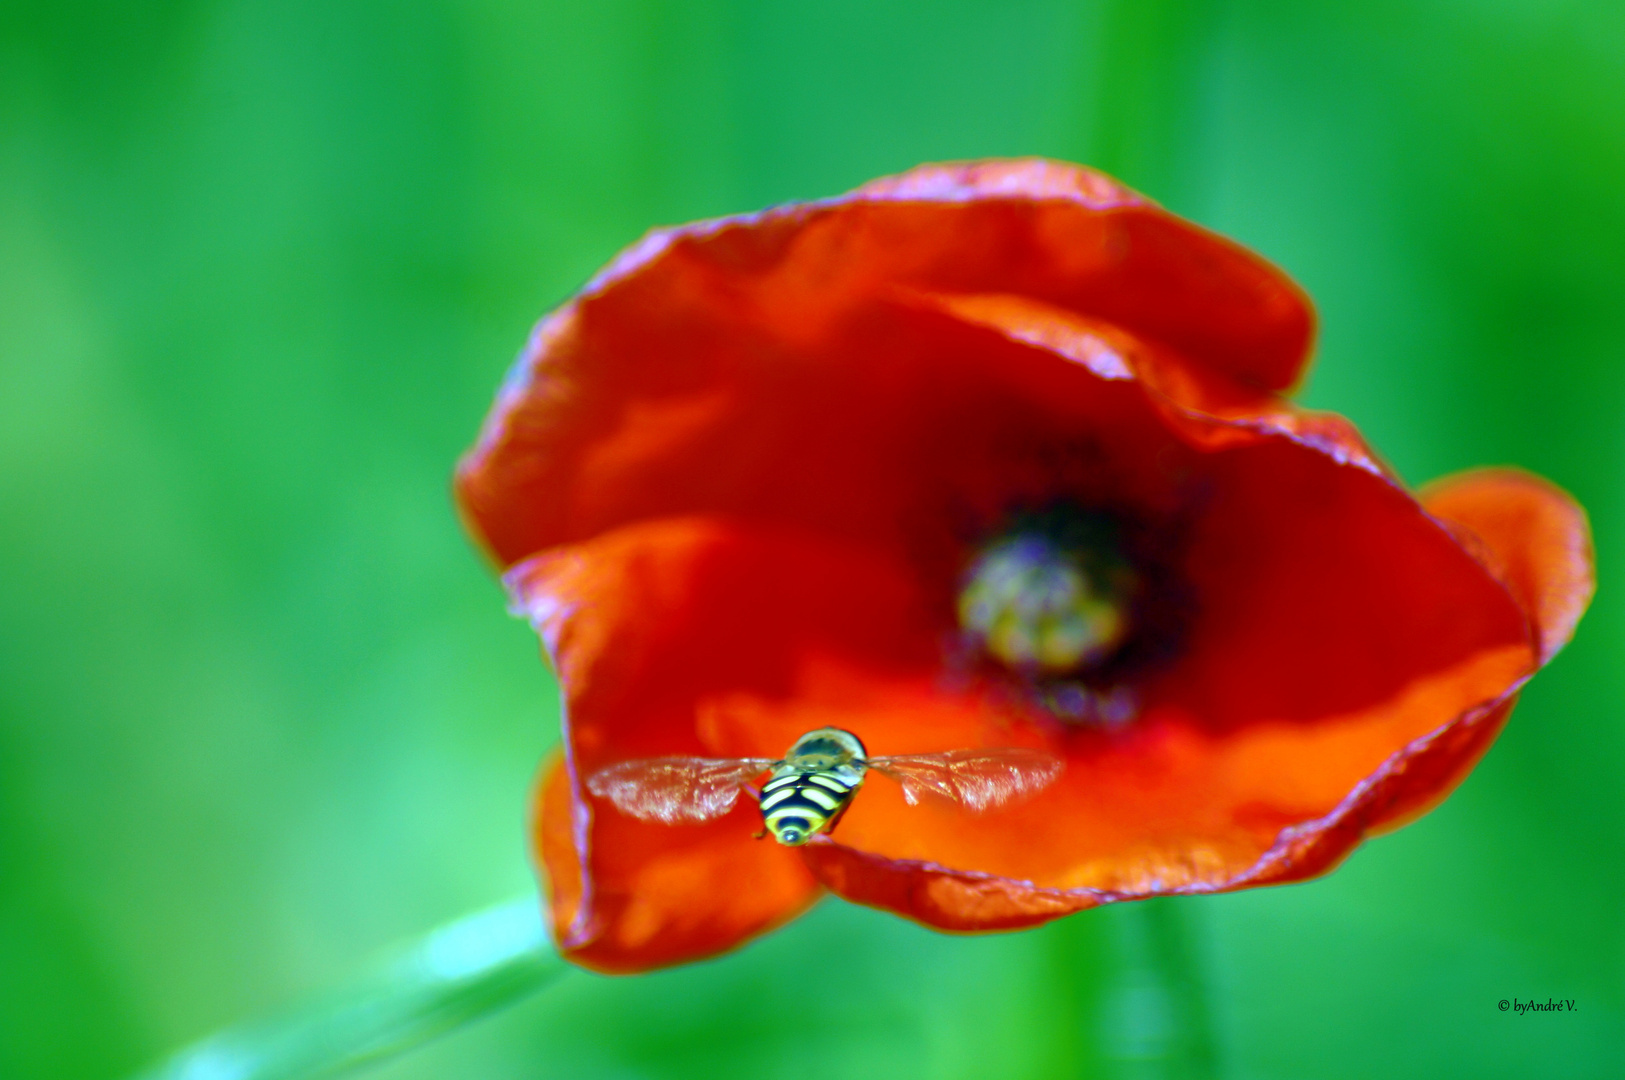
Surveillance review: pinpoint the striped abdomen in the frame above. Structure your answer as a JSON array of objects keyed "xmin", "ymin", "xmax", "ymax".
[{"xmin": 758, "ymin": 766, "xmax": 864, "ymax": 846}]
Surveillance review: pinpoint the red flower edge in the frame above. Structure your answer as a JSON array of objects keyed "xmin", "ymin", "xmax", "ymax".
[{"xmin": 457, "ymin": 161, "xmax": 1594, "ymax": 972}]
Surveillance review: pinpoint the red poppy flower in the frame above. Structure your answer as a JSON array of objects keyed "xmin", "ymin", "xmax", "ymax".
[{"xmin": 456, "ymin": 160, "xmax": 1594, "ymax": 973}]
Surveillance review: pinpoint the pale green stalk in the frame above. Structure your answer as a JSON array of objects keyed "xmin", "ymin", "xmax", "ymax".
[
  {"xmin": 133, "ymin": 897, "xmax": 566, "ymax": 1080},
  {"xmin": 1099, "ymin": 899, "xmax": 1218, "ymax": 1080}
]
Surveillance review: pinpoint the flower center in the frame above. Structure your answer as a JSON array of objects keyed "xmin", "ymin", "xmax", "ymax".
[{"xmin": 957, "ymin": 532, "xmax": 1132, "ymax": 673}]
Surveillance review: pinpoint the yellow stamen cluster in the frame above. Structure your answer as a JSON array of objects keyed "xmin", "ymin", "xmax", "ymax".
[{"xmin": 958, "ymin": 537, "xmax": 1128, "ymax": 672}]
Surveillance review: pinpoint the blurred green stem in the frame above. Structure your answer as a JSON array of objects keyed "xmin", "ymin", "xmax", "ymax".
[
  {"xmin": 1088, "ymin": 0, "xmax": 1218, "ymax": 213},
  {"xmin": 1100, "ymin": 899, "xmax": 1217, "ymax": 1080},
  {"xmin": 1081, "ymin": 5, "xmax": 1224, "ymax": 1072},
  {"xmin": 133, "ymin": 897, "xmax": 565, "ymax": 1080}
]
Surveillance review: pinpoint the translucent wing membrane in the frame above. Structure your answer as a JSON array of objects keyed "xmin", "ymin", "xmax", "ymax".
[
  {"xmin": 866, "ymin": 748, "xmax": 1062, "ymax": 812},
  {"xmin": 585, "ymin": 757, "xmax": 779, "ymax": 823}
]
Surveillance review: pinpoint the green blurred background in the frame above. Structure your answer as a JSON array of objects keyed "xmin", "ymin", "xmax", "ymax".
[{"xmin": 2, "ymin": 1, "xmax": 1621, "ymax": 1077}]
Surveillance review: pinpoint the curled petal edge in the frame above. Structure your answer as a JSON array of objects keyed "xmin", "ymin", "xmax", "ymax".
[
  {"xmin": 1421, "ymin": 467, "xmax": 1594, "ymax": 664},
  {"xmin": 909, "ymin": 288, "xmax": 1389, "ymax": 480},
  {"xmin": 801, "ymin": 691, "xmax": 1519, "ymax": 931},
  {"xmin": 800, "ymin": 464, "xmax": 1593, "ymax": 932},
  {"xmin": 457, "ymin": 159, "xmax": 1318, "ymax": 568},
  {"xmin": 535, "ymin": 755, "xmax": 824, "ymax": 974}
]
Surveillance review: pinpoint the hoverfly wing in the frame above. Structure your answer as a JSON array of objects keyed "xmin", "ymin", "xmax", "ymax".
[
  {"xmin": 585, "ymin": 756, "xmax": 779, "ymax": 824},
  {"xmin": 867, "ymin": 748, "xmax": 1062, "ymax": 812}
]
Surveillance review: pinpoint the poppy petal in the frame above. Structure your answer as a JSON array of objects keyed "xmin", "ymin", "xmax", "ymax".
[
  {"xmin": 853, "ymin": 160, "xmax": 1315, "ymax": 392},
  {"xmin": 532, "ymin": 755, "xmax": 819, "ymax": 973},
  {"xmin": 803, "ymin": 643, "xmax": 1532, "ymax": 924},
  {"xmin": 498, "ymin": 306, "xmax": 1544, "ymax": 942},
  {"xmin": 1421, "ymin": 468, "xmax": 1595, "ymax": 662},
  {"xmin": 459, "ymin": 160, "xmax": 1592, "ymax": 966},
  {"xmin": 508, "ymin": 518, "xmax": 936, "ymax": 970},
  {"xmin": 455, "ymin": 160, "xmax": 1315, "ymax": 569},
  {"xmin": 802, "ymin": 684, "xmax": 1527, "ymax": 931},
  {"xmin": 773, "ymin": 299, "xmax": 1544, "ymax": 926}
]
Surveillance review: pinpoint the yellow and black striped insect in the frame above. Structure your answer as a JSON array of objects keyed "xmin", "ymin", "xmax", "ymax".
[{"xmin": 586, "ymin": 727, "xmax": 1061, "ymax": 846}]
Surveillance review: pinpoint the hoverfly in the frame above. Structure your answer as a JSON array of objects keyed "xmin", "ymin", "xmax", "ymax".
[{"xmin": 586, "ymin": 727, "xmax": 1062, "ymax": 846}]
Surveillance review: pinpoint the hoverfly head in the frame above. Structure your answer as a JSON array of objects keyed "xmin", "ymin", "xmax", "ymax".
[{"xmin": 785, "ymin": 726, "xmax": 867, "ymax": 768}]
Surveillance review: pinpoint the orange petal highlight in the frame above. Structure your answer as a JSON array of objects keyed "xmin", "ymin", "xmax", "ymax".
[
  {"xmin": 534, "ymin": 756, "xmax": 820, "ymax": 973},
  {"xmin": 1422, "ymin": 468, "xmax": 1595, "ymax": 662},
  {"xmin": 804, "ymin": 684, "xmax": 1526, "ymax": 932}
]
